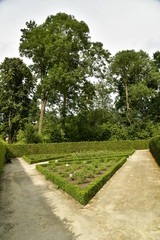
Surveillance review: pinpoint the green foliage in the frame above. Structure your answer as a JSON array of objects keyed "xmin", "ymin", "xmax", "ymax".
[
  {"xmin": 36, "ymin": 156, "xmax": 127, "ymax": 205},
  {"xmin": 153, "ymin": 51, "xmax": 160, "ymax": 69},
  {"xmin": 64, "ymin": 108, "xmax": 159, "ymax": 142},
  {"xmin": 23, "ymin": 149, "xmax": 133, "ymax": 164},
  {"xmin": 0, "ymin": 139, "xmax": 6, "ymax": 174},
  {"xmin": 17, "ymin": 123, "xmax": 41, "ymax": 144},
  {"xmin": 147, "ymin": 93, "xmax": 160, "ymax": 123},
  {"xmin": 109, "ymin": 50, "xmax": 160, "ymax": 126},
  {"xmin": 23, "ymin": 153, "xmax": 71, "ymax": 164},
  {"xmin": 0, "ymin": 58, "xmax": 34, "ymax": 143},
  {"xmin": 149, "ymin": 136, "xmax": 160, "ymax": 166},
  {"xmin": 7, "ymin": 140, "xmax": 148, "ymax": 158},
  {"xmin": 22, "ymin": 155, "xmax": 32, "ymax": 164},
  {"xmin": 65, "ymin": 109, "xmax": 115, "ymax": 141},
  {"xmin": 1, "ymin": 14, "xmax": 159, "ymax": 142},
  {"xmin": 41, "ymin": 113, "xmax": 65, "ymax": 143},
  {"xmin": 19, "ymin": 13, "xmax": 110, "ymax": 133},
  {"xmin": 94, "ymin": 79, "xmax": 113, "ymax": 109}
]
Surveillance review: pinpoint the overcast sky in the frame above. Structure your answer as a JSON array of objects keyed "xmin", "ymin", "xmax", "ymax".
[{"xmin": 0, "ymin": 0, "xmax": 160, "ymax": 64}]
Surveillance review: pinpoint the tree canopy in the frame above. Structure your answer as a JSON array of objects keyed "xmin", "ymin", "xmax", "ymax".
[
  {"xmin": 109, "ymin": 50, "xmax": 160, "ymax": 126},
  {"xmin": 0, "ymin": 58, "xmax": 33, "ymax": 143},
  {"xmin": 0, "ymin": 13, "xmax": 160, "ymax": 143},
  {"xmin": 19, "ymin": 12, "xmax": 110, "ymax": 133}
]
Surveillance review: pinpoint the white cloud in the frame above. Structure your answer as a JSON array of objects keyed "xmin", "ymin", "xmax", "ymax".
[{"xmin": 0, "ymin": 0, "xmax": 160, "ymax": 64}]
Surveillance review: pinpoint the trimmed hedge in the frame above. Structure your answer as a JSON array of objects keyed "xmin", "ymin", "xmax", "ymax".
[
  {"xmin": 149, "ymin": 136, "xmax": 160, "ymax": 166},
  {"xmin": 0, "ymin": 139, "xmax": 6, "ymax": 174},
  {"xmin": 23, "ymin": 153, "xmax": 71, "ymax": 164},
  {"xmin": 23, "ymin": 150, "xmax": 134, "ymax": 165},
  {"xmin": 36, "ymin": 156, "xmax": 127, "ymax": 205},
  {"xmin": 7, "ymin": 140, "xmax": 148, "ymax": 158}
]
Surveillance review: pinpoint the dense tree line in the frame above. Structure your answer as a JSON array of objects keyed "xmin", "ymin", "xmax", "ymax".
[{"xmin": 0, "ymin": 13, "xmax": 160, "ymax": 143}]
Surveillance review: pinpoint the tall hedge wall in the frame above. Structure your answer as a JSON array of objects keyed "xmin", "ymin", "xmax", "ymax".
[
  {"xmin": 7, "ymin": 140, "xmax": 149, "ymax": 158},
  {"xmin": 0, "ymin": 139, "xmax": 6, "ymax": 174},
  {"xmin": 149, "ymin": 136, "xmax": 160, "ymax": 166}
]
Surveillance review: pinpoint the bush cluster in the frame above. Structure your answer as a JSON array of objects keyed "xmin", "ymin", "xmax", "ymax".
[
  {"xmin": 7, "ymin": 140, "xmax": 148, "ymax": 158},
  {"xmin": 149, "ymin": 136, "xmax": 160, "ymax": 166},
  {"xmin": 36, "ymin": 157, "xmax": 127, "ymax": 205},
  {"xmin": 0, "ymin": 139, "xmax": 6, "ymax": 174}
]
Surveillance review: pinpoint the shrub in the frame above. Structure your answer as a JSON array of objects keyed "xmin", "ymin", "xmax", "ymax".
[
  {"xmin": 7, "ymin": 140, "xmax": 148, "ymax": 158},
  {"xmin": 149, "ymin": 136, "xmax": 160, "ymax": 166},
  {"xmin": 17, "ymin": 124, "xmax": 42, "ymax": 144},
  {"xmin": 0, "ymin": 139, "xmax": 6, "ymax": 174}
]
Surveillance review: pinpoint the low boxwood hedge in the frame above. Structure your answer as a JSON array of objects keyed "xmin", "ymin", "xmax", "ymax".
[
  {"xmin": 7, "ymin": 140, "xmax": 148, "ymax": 158},
  {"xmin": 23, "ymin": 153, "xmax": 72, "ymax": 164},
  {"xmin": 23, "ymin": 150, "xmax": 134, "ymax": 165},
  {"xmin": 0, "ymin": 139, "xmax": 6, "ymax": 174},
  {"xmin": 149, "ymin": 136, "xmax": 160, "ymax": 166},
  {"xmin": 36, "ymin": 157, "xmax": 127, "ymax": 205}
]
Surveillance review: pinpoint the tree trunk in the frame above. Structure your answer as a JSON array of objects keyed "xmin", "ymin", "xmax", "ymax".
[
  {"xmin": 125, "ymin": 80, "xmax": 131, "ymax": 126},
  {"xmin": 38, "ymin": 97, "xmax": 46, "ymax": 134}
]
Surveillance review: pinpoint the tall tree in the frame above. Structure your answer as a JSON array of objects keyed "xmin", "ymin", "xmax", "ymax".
[
  {"xmin": 153, "ymin": 51, "xmax": 160, "ymax": 69},
  {"xmin": 19, "ymin": 13, "xmax": 110, "ymax": 133},
  {"xmin": 94, "ymin": 79, "xmax": 113, "ymax": 110},
  {"xmin": 109, "ymin": 50, "xmax": 160, "ymax": 126},
  {"xmin": 0, "ymin": 58, "xmax": 33, "ymax": 143},
  {"xmin": 19, "ymin": 20, "xmax": 51, "ymax": 134},
  {"xmin": 148, "ymin": 51, "xmax": 160, "ymax": 123}
]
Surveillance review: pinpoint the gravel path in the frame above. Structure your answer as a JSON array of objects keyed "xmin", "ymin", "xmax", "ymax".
[
  {"xmin": 0, "ymin": 159, "xmax": 75, "ymax": 240},
  {"xmin": 0, "ymin": 150, "xmax": 160, "ymax": 239}
]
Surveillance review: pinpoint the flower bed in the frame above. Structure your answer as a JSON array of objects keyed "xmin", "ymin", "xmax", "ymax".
[
  {"xmin": 36, "ymin": 151, "xmax": 133, "ymax": 205},
  {"xmin": 23, "ymin": 150, "xmax": 134, "ymax": 164}
]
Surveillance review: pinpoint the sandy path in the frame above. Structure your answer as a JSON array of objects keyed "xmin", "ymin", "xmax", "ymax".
[{"xmin": 0, "ymin": 150, "xmax": 160, "ymax": 239}]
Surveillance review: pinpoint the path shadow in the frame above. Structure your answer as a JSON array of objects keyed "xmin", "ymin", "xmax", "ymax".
[{"xmin": 0, "ymin": 159, "xmax": 78, "ymax": 240}]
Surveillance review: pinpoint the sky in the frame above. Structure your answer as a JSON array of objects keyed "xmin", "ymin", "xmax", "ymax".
[{"xmin": 0, "ymin": 0, "xmax": 160, "ymax": 64}]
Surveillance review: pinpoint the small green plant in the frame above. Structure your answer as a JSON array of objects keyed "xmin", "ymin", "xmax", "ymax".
[{"xmin": 87, "ymin": 170, "xmax": 94, "ymax": 178}]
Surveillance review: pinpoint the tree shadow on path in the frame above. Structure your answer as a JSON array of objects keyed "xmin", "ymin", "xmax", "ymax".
[{"xmin": 0, "ymin": 158, "xmax": 77, "ymax": 240}]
